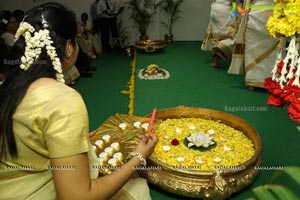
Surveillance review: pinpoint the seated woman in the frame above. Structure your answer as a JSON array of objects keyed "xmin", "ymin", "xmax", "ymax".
[
  {"xmin": 201, "ymin": 0, "xmax": 238, "ymax": 67},
  {"xmin": 0, "ymin": 11, "xmax": 18, "ymax": 47},
  {"xmin": 0, "ymin": 3, "xmax": 157, "ymax": 199},
  {"xmin": 77, "ymin": 12, "xmax": 98, "ymax": 59}
]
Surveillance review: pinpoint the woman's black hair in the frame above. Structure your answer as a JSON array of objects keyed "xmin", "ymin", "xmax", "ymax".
[
  {"xmin": 0, "ymin": 2, "xmax": 77, "ymax": 158},
  {"xmin": 12, "ymin": 9, "xmax": 25, "ymax": 23}
]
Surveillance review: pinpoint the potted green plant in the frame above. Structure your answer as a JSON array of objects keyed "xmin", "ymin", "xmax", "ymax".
[
  {"xmin": 158, "ymin": 0, "xmax": 184, "ymax": 42},
  {"xmin": 128, "ymin": 0, "xmax": 159, "ymax": 40}
]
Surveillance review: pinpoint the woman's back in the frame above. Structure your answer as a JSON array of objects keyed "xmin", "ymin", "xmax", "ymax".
[{"xmin": 0, "ymin": 78, "xmax": 90, "ymax": 199}]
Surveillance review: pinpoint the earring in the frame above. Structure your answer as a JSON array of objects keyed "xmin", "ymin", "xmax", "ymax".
[{"xmin": 66, "ymin": 53, "xmax": 71, "ymax": 58}]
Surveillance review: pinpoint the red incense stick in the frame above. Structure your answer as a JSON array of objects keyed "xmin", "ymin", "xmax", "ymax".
[{"xmin": 148, "ymin": 108, "xmax": 157, "ymax": 136}]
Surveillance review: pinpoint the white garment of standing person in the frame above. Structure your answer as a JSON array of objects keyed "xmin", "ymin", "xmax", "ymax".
[{"xmin": 244, "ymin": 0, "xmax": 279, "ymax": 88}]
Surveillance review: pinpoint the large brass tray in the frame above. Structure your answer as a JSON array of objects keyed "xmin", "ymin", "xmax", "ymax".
[
  {"xmin": 135, "ymin": 40, "xmax": 166, "ymax": 53},
  {"xmin": 139, "ymin": 106, "xmax": 262, "ymax": 199},
  {"xmin": 89, "ymin": 114, "xmax": 160, "ymax": 175}
]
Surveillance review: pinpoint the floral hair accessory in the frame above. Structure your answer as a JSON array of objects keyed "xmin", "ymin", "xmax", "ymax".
[{"xmin": 14, "ymin": 15, "xmax": 65, "ymax": 83}]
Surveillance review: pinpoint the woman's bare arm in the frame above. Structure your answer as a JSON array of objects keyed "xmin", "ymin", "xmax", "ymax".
[{"xmin": 51, "ymin": 134, "xmax": 157, "ymax": 200}]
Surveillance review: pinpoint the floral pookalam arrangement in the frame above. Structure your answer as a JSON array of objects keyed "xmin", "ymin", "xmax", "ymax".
[
  {"xmin": 265, "ymin": 0, "xmax": 300, "ymax": 122},
  {"xmin": 152, "ymin": 118, "xmax": 255, "ymax": 170}
]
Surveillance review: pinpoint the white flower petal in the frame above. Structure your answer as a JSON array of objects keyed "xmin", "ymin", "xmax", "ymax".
[
  {"xmin": 176, "ymin": 157, "xmax": 185, "ymax": 162},
  {"xmin": 189, "ymin": 125, "xmax": 196, "ymax": 130},
  {"xmin": 196, "ymin": 158, "xmax": 205, "ymax": 164},
  {"xmin": 162, "ymin": 145, "xmax": 170, "ymax": 151},
  {"xmin": 21, "ymin": 56, "xmax": 27, "ymax": 63},
  {"xmin": 187, "ymin": 143, "xmax": 194, "ymax": 148},
  {"xmin": 175, "ymin": 128, "xmax": 182, "ymax": 133},
  {"xmin": 223, "ymin": 145, "xmax": 232, "ymax": 151}
]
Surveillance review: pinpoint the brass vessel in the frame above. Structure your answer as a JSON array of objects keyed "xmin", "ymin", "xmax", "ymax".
[
  {"xmin": 139, "ymin": 106, "xmax": 262, "ymax": 199},
  {"xmin": 135, "ymin": 40, "xmax": 166, "ymax": 53}
]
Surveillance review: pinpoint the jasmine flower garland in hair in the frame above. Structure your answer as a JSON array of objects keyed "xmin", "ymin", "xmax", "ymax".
[
  {"xmin": 15, "ymin": 22, "xmax": 35, "ymax": 70},
  {"xmin": 14, "ymin": 19, "xmax": 65, "ymax": 83}
]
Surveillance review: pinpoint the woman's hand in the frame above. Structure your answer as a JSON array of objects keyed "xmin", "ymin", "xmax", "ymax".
[
  {"xmin": 135, "ymin": 134, "xmax": 158, "ymax": 158},
  {"xmin": 88, "ymin": 130, "xmax": 96, "ymax": 138}
]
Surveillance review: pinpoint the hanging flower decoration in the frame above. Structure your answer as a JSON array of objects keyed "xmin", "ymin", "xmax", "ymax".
[{"xmin": 264, "ymin": 0, "xmax": 300, "ymax": 123}]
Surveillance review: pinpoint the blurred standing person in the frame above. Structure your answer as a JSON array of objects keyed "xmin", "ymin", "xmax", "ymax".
[
  {"xmin": 244, "ymin": 0, "xmax": 279, "ymax": 90},
  {"xmin": 228, "ymin": 0, "xmax": 279, "ymax": 90},
  {"xmin": 90, "ymin": 0, "xmax": 103, "ymax": 54},
  {"xmin": 228, "ymin": 0, "xmax": 248, "ymax": 74},
  {"xmin": 97, "ymin": 0, "xmax": 124, "ymax": 53},
  {"xmin": 201, "ymin": 0, "xmax": 238, "ymax": 67},
  {"xmin": 90, "ymin": 0, "xmax": 101, "ymax": 35}
]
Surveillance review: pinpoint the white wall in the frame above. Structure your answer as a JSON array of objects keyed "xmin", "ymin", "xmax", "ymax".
[{"xmin": 0, "ymin": 0, "xmax": 211, "ymax": 43}]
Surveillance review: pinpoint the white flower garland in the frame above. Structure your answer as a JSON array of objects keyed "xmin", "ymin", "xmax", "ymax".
[
  {"xmin": 14, "ymin": 16, "xmax": 65, "ymax": 83},
  {"xmin": 272, "ymin": 36, "xmax": 300, "ymax": 88}
]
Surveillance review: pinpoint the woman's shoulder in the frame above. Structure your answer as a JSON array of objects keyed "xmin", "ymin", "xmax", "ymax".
[
  {"xmin": 31, "ymin": 77, "xmax": 77, "ymax": 91},
  {"xmin": 26, "ymin": 78, "xmax": 83, "ymax": 106},
  {"xmin": 15, "ymin": 78, "xmax": 87, "ymax": 126}
]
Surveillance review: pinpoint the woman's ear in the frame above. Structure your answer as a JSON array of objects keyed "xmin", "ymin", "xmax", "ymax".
[
  {"xmin": 65, "ymin": 39, "xmax": 73, "ymax": 59},
  {"xmin": 62, "ymin": 39, "xmax": 78, "ymax": 72}
]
